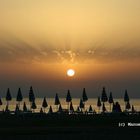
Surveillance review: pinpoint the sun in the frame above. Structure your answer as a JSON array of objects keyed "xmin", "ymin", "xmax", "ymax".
[{"xmin": 67, "ymin": 69, "xmax": 75, "ymax": 77}]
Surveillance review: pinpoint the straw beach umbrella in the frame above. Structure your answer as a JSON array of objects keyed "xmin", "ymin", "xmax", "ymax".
[
  {"xmin": 58, "ymin": 104, "xmax": 63, "ymax": 113},
  {"xmin": 54, "ymin": 93, "xmax": 60, "ymax": 111},
  {"xmin": 82, "ymin": 88, "xmax": 88, "ymax": 110},
  {"xmin": 112, "ymin": 102, "xmax": 116, "ymax": 112},
  {"xmin": 124, "ymin": 90, "xmax": 129, "ymax": 107},
  {"xmin": 48, "ymin": 106, "xmax": 53, "ymax": 113},
  {"xmin": 115, "ymin": 102, "xmax": 122, "ymax": 112},
  {"xmin": 42, "ymin": 97, "xmax": 48, "ymax": 112},
  {"xmin": 97, "ymin": 97, "xmax": 102, "ymax": 113},
  {"xmin": 40, "ymin": 107, "xmax": 43, "ymax": 113},
  {"xmin": 108, "ymin": 92, "xmax": 114, "ymax": 111},
  {"xmin": 31, "ymin": 100, "xmax": 37, "ymax": 112},
  {"xmin": 0, "ymin": 97, "xmax": 2, "ymax": 112},
  {"xmin": 29, "ymin": 86, "xmax": 35, "ymax": 110},
  {"xmin": 6, "ymin": 88, "xmax": 12, "ymax": 107},
  {"xmin": 102, "ymin": 103, "xmax": 106, "ymax": 113},
  {"xmin": 101, "ymin": 87, "xmax": 108, "ymax": 103},
  {"xmin": 70, "ymin": 102, "xmax": 74, "ymax": 113},
  {"xmin": 16, "ymin": 88, "xmax": 23, "ymax": 109},
  {"xmin": 66, "ymin": 90, "xmax": 72, "ymax": 110},
  {"xmin": 23, "ymin": 102, "xmax": 27, "ymax": 112},
  {"xmin": 15, "ymin": 104, "xmax": 20, "ymax": 113},
  {"xmin": 0, "ymin": 97, "xmax": 2, "ymax": 108},
  {"xmin": 126, "ymin": 101, "xmax": 131, "ymax": 111},
  {"xmin": 89, "ymin": 105, "xmax": 93, "ymax": 113},
  {"xmin": 132, "ymin": 105, "xmax": 135, "ymax": 113}
]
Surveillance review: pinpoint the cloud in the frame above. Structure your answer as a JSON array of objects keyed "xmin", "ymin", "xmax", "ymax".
[
  {"xmin": 86, "ymin": 45, "xmax": 140, "ymax": 62},
  {"xmin": 0, "ymin": 35, "xmax": 140, "ymax": 64}
]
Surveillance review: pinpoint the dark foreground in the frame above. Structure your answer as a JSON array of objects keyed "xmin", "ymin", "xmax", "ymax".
[{"xmin": 0, "ymin": 113, "xmax": 140, "ymax": 140}]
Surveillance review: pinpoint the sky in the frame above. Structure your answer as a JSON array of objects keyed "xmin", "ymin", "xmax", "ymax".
[{"xmin": 0, "ymin": 0, "xmax": 140, "ymax": 98}]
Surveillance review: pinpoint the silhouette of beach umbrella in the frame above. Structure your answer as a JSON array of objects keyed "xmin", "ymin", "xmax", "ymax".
[
  {"xmin": 132, "ymin": 105, "xmax": 135, "ymax": 113},
  {"xmin": 89, "ymin": 105, "xmax": 93, "ymax": 113},
  {"xmin": 82, "ymin": 88, "xmax": 88, "ymax": 102},
  {"xmin": 31, "ymin": 100, "xmax": 37, "ymax": 112},
  {"xmin": 82, "ymin": 88, "xmax": 88, "ymax": 110},
  {"xmin": 0, "ymin": 97, "xmax": 2, "ymax": 106},
  {"xmin": 97, "ymin": 97, "xmax": 102, "ymax": 113},
  {"xmin": 126, "ymin": 101, "xmax": 131, "ymax": 110},
  {"xmin": 6, "ymin": 88, "xmax": 12, "ymax": 107},
  {"xmin": 102, "ymin": 103, "xmax": 106, "ymax": 112},
  {"xmin": 115, "ymin": 102, "xmax": 122, "ymax": 112},
  {"xmin": 124, "ymin": 90, "xmax": 129, "ymax": 106},
  {"xmin": 29, "ymin": 86, "xmax": 35, "ymax": 109},
  {"xmin": 0, "ymin": 97, "xmax": 2, "ymax": 112},
  {"xmin": 112, "ymin": 102, "xmax": 116, "ymax": 112},
  {"xmin": 55, "ymin": 93, "xmax": 60, "ymax": 105},
  {"xmin": 70, "ymin": 102, "xmax": 74, "ymax": 113},
  {"xmin": 58, "ymin": 104, "xmax": 63, "ymax": 113},
  {"xmin": 40, "ymin": 107, "xmax": 43, "ymax": 113},
  {"xmin": 101, "ymin": 87, "xmax": 108, "ymax": 103},
  {"xmin": 16, "ymin": 88, "xmax": 23, "ymax": 108},
  {"xmin": 42, "ymin": 97, "xmax": 48, "ymax": 112},
  {"xmin": 15, "ymin": 104, "xmax": 20, "ymax": 113},
  {"xmin": 48, "ymin": 106, "xmax": 53, "ymax": 113},
  {"xmin": 23, "ymin": 102, "xmax": 27, "ymax": 112},
  {"xmin": 66, "ymin": 90, "xmax": 72, "ymax": 110},
  {"xmin": 54, "ymin": 93, "xmax": 60, "ymax": 111},
  {"xmin": 108, "ymin": 92, "xmax": 114, "ymax": 111},
  {"xmin": 119, "ymin": 104, "xmax": 122, "ymax": 112},
  {"xmin": 79, "ymin": 99, "xmax": 84, "ymax": 111}
]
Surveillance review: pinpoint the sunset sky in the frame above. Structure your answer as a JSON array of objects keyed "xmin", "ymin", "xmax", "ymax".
[{"xmin": 0, "ymin": 0, "xmax": 140, "ymax": 98}]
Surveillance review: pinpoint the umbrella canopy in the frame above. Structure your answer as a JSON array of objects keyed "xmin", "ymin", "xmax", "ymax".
[
  {"xmin": 70, "ymin": 102, "xmax": 74, "ymax": 112},
  {"xmin": 15, "ymin": 104, "xmax": 19, "ymax": 112},
  {"xmin": 132, "ymin": 105, "xmax": 135, "ymax": 112},
  {"xmin": 89, "ymin": 105, "xmax": 93, "ymax": 112},
  {"xmin": 48, "ymin": 106, "xmax": 53, "ymax": 113},
  {"xmin": 108, "ymin": 92, "xmax": 113, "ymax": 104},
  {"xmin": 40, "ymin": 108, "xmax": 43, "ymax": 113},
  {"xmin": 102, "ymin": 103, "xmax": 106, "ymax": 112},
  {"xmin": 42, "ymin": 97, "xmax": 48, "ymax": 108},
  {"xmin": 124, "ymin": 90, "xmax": 129, "ymax": 102},
  {"xmin": 82, "ymin": 88, "xmax": 88, "ymax": 102},
  {"xmin": 0, "ymin": 97, "xmax": 2, "ymax": 106},
  {"xmin": 23, "ymin": 102, "xmax": 27, "ymax": 112},
  {"xmin": 97, "ymin": 97, "xmax": 102, "ymax": 107},
  {"xmin": 54, "ymin": 93, "xmax": 60, "ymax": 105},
  {"xmin": 29, "ymin": 86, "xmax": 35, "ymax": 102},
  {"xmin": 58, "ymin": 104, "xmax": 63, "ymax": 112},
  {"xmin": 66, "ymin": 90, "xmax": 72, "ymax": 103},
  {"xmin": 115, "ymin": 102, "xmax": 122, "ymax": 112},
  {"xmin": 126, "ymin": 101, "xmax": 131, "ymax": 110},
  {"xmin": 16, "ymin": 88, "xmax": 23, "ymax": 102},
  {"xmin": 31, "ymin": 101, "xmax": 37, "ymax": 110},
  {"xmin": 112, "ymin": 102, "xmax": 116, "ymax": 112},
  {"xmin": 101, "ymin": 87, "xmax": 108, "ymax": 102},
  {"xmin": 6, "ymin": 88, "xmax": 12, "ymax": 101}
]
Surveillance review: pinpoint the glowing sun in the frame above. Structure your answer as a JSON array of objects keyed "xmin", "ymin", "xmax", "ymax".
[{"xmin": 67, "ymin": 69, "xmax": 75, "ymax": 77}]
